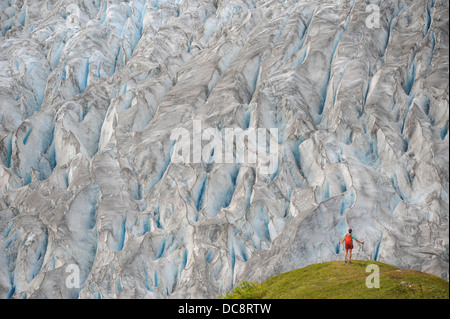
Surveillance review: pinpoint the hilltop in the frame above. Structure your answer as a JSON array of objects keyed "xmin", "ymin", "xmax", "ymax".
[{"xmin": 223, "ymin": 261, "xmax": 449, "ymax": 299}]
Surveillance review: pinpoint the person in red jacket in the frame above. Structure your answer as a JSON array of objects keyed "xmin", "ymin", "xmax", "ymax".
[{"xmin": 339, "ymin": 228, "xmax": 364, "ymax": 263}]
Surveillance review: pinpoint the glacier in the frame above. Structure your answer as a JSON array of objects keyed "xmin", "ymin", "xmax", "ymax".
[{"xmin": 0, "ymin": 0, "xmax": 448, "ymax": 299}]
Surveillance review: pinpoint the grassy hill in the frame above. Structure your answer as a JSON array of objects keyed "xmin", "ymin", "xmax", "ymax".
[{"xmin": 222, "ymin": 261, "xmax": 449, "ymax": 299}]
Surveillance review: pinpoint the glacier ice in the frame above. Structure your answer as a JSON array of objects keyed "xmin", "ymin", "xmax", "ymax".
[{"xmin": 0, "ymin": 0, "xmax": 448, "ymax": 299}]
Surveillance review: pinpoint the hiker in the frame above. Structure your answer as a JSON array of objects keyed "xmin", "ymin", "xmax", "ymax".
[{"xmin": 339, "ymin": 228, "xmax": 364, "ymax": 263}]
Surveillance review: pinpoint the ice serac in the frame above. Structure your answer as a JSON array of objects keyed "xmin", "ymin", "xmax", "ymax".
[{"xmin": 0, "ymin": 0, "xmax": 448, "ymax": 299}]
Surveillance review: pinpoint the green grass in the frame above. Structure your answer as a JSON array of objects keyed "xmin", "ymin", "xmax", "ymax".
[{"xmin": 221, "ymin": 261, "xmax": 449, "ymax": 299}]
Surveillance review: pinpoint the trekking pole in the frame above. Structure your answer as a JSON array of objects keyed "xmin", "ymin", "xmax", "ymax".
[
  {"xmin": 359, "ymin": 244, "xmax": 362, "ymax": 260},
  {"xmin": 356, "ymin": 242, "xmax": 363, "ymax": 260},
  {"xmin": 360, "ymin": 241, "xmax": 365, "ymax": 260}
]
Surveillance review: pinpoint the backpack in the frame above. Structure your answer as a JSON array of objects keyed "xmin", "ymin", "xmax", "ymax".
[{"xmin": 345, "ymin": 234, "xmax": 352, "ymax": 245}]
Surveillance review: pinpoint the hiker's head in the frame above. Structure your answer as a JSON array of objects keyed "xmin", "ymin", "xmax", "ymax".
[{"xmin": 348, "ymin": 228, "xmax": 352, "ymax": 234}]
